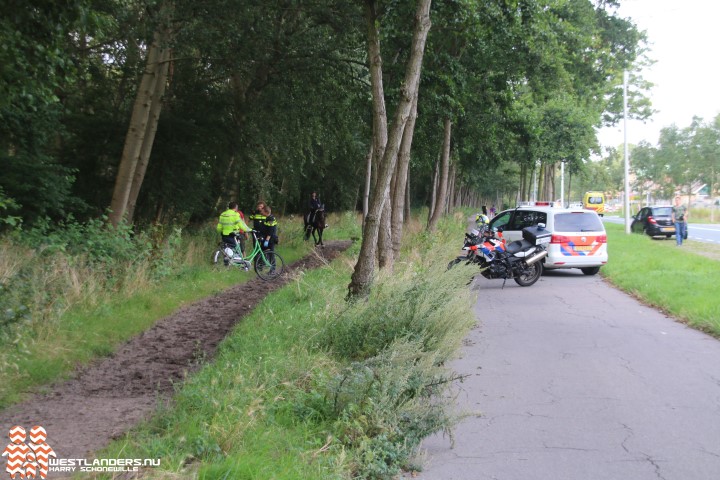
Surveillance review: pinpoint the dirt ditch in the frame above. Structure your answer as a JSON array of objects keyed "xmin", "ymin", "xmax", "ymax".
[{"xmin": 0, "ymin": 241, "xmax": 351, "ymax": 464}]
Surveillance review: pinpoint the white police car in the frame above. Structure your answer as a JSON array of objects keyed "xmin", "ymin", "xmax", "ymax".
[{"xmin": 489, "ymin": 204, "xmax": 608, "ymax": 275}]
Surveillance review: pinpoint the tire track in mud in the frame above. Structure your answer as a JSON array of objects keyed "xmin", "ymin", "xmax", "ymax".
[{"xmin": 0, "ymin": 241, "xmax": 352, "ymax": 464}]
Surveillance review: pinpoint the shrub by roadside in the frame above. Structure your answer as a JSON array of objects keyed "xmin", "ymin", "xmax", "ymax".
[{"xmin": 0, "ymin": 218, "xmax": 183, "ymax": 405}]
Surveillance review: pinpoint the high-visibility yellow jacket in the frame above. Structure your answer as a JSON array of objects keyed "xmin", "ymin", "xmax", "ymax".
[{"xmin": 217, "ymin": 209, "xmax": 250, "ymax": 236}]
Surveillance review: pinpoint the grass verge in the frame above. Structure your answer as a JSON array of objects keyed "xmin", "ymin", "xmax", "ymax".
[
  {"xmin": 94, "ymin": 212, "xmax": 476, "ymax": 480},
  {"xmin": 602, "ymin": 222, "xmax": 720, "ymax": 335},
  {"xmin": 0, "ymin": 213, "xmax": 361, "ymax": 408}
]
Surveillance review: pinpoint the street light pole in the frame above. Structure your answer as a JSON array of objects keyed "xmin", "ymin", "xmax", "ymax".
[
  {"xmin": 532, "ymin": 160, "xmax": 539, "ymax": 202},
  {"xmin": 560, "ymin": 160, "xmax": 565, "ymax": 207},
  {"xmin": 623, "ymin": 70, "xmax": 631, "ymax": 234}
]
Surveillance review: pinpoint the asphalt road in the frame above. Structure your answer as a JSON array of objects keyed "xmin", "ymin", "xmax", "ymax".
[
  {"xmin": 414, "ymin": 269, "xmax": 720, "ymax": 480},
  {"xmin": 604, "ymin": 216, "xmax": 720, "ymax": 244}
]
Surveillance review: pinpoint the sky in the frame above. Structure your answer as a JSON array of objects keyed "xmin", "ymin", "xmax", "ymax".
[{"xmin": 596, "ymin": 0, "xmax": 720, "ymax": 150}]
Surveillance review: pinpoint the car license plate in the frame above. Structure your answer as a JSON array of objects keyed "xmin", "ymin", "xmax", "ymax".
[{"xmin": 661, "ymin": 227, "xmax": 674, "ymax": 232}]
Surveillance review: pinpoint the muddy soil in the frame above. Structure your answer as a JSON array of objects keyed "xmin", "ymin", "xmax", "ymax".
[{"xmin": 0, "ymin": 241, "xmax": 351, "ymax": 464}]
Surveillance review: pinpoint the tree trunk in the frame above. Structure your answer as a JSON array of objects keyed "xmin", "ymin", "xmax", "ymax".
[
  {"xmin": 447, "ymin": 163, "xmax": 456, "ymax": 211},
  {"xmin": 390, "ymin": 91, "xmax": 418, "ymax": 259},
  {"xmin": 428, "ymin": 117, "xmax": 452, "ymax": 231},
  {"xmin": 125, "ymin": 44, "xmax": 172, "ymax": 222},
  {"xmin": 348, "ymin": 0, "xmax": 431, "ymax": 298},
  {"xmin": 404, "ymin": 171, "xmax": 411, "ymax": 223},
  {"xmin": 367, "ymin": 2, "xmax": 388, "ymax": 194},
  {"xmin": 428, "ymin": 159, "xmax": 439, "ymax": 222},
  {"xmin": 363, "ymin": 143, "xmax": 373, "ymax": 221},
  {"xmin": 108, "ymin": 30, "xmax": 167, "ymax": 226},
  {"xmin": 377, "ymin": 192, "xmax": 393, "ymax": 268}
]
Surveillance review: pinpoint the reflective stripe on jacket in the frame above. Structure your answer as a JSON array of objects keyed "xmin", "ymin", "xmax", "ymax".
[
  {"xmin": 248, "ymin": 213, "xmax": 278, "ymax": 228},
  {"xmin": 249, "ymin": 213, "xmax": 278, "ymax": 240}
]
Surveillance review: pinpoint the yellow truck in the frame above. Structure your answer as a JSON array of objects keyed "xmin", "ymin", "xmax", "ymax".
[{"xmin": 583, "ymin": 191, "xmax": 606, "ymax": 216}]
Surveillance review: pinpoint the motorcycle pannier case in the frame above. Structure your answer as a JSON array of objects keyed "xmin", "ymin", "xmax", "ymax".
[{"xmin": 522, "ymin": 226, "xmax": 552, "ymax": 246}]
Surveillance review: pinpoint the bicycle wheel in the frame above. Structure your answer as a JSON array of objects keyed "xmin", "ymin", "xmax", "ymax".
[
  {"xmin": 212, "ymin": 246, "xmax": 230, "ymax": 267},
  {"xmin": 254, "ymin": 251, "xmax": 285, "ymax": 280}
]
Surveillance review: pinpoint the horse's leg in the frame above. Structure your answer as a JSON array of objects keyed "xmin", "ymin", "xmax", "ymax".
[
  {"xmin": 312, "ymin": 227, "xmax": 318, "ymax": 246},
  {"xmin": 318, "ymin": 227, "xmax": 324, "ymax": 246}
]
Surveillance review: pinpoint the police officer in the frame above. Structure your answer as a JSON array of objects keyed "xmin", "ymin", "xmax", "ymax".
[
  {"xmin": 249, "ymin": 201, "xmax": 278, "ymax": 251},
  {"xmin": 217, "ymin": 201, "xmax": 251, "ymax": 261}
]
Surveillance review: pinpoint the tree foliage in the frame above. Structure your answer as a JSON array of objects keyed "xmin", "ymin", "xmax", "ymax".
[
  {"xmin": 627, "ymin": 114, "xmax": 720, "ymax": 203},
  {"xmin": 0, "ymin": 0, "xmax": 650, "ymax": 230}
]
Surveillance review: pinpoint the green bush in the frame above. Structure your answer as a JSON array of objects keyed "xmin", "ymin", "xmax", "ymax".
[
  {"xmin": 318, "ymin": 262, "xmax": 475, "ymax": 478},
  {"xmin": 327, "ymin": 340, "xmax": 461, "ymax": 479},
  {"xmin": 0, "ymin": 187, "xmax": 21, "ymax": 231},
  {"xmin": 325, "ymin": 265, "xmax": 474, "ymax": 361}
]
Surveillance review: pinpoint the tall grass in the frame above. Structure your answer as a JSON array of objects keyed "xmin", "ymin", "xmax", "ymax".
[
  {"xmin": 0, "ymin": 215, "xmax": 317, "ymax": 407},
  {"xmin": 97, "ymin": 212, "xmax": 476, "ymax": 479},
  {"xmin": 686, "ymin": 206, "xmax": 720, "ymax": 223}
]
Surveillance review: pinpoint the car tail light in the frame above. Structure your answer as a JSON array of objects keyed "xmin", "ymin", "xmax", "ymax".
[
  {"xmin": 597, "ymin": 234, "xmax": 607, "ymax": 243},
  {"xmin": 551, "ymin": 234, "xmax": 570, "ymax": 244},
  {"xmin": 648, "ymin": 216, "xmax": 657, "ymax": 224}
]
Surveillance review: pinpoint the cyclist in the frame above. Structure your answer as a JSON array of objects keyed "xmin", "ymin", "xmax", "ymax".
[
  {"xmin": 249, "ymin": 201, "xmax": 278, "ymax": 252},
  {"xmin": 217, "ymin": 201, "xmax": 251, "ymax": 262}
]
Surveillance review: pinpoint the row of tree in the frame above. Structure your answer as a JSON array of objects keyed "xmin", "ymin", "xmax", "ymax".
[
  {"xmin": 630, "ymin": 114, "xmax": 720, "ymax": 204},
  {"xmin": 346, "ymin": 0, "xmax": 650, "ymax": 294},
  {"xmin": 1, "ymin": 1, "xmax": 652, "ymax": 292}
]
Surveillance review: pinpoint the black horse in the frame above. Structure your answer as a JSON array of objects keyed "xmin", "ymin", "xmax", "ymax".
[{"xmin": 304, "ymin": 205, "xmax": 326, "ymax": 246}]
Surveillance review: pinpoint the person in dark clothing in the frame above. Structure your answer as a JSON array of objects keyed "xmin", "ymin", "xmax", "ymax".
[
  {"xmin": 249, "ymin": 201, "xmax": 278, "ymax": 251},
  {"xmin": 306, "ymin": 191, "xmax": 322, "ymax": 229}
]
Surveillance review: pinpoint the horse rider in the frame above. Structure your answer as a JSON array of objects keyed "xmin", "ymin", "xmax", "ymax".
[
  {"xmin": 304, "ymin": 191, "xmax": 323, "ymax": 228},
  {"xmin": 217, "ymin": 201, "xmax": 251, "ymax": 259},
  {"xmin": 249, "ymin": 201, "xmax": 279, "ymax": 251}
]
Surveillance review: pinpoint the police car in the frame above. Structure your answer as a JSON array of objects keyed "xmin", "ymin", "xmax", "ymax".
[{"xmin": 488, "ymin": 203, "xmax": 608, "ymax": 275}]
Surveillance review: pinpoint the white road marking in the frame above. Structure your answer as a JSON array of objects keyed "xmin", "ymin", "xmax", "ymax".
[{"xmin": 688, "ymin": 226, "xmax": 720, "ymax": 232}]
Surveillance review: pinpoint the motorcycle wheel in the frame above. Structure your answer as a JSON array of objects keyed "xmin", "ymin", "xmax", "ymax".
[
  {"xmin": 514, "ymin": 261, "xmax": 542, "ymax": 287},
  {"xmin": 447, "ymin": 258, "xmax": 462, "ymax": 270}
]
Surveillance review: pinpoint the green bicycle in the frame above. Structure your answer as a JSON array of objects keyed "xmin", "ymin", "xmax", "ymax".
[{"xmin": 212, "ymin": 230, "xmax": 285, "ymax": 281}]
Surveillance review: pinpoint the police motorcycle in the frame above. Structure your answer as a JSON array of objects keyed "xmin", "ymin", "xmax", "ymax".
[{"xmin": 448, "ymin": 215, "xmax": 549, "ymax": 287}]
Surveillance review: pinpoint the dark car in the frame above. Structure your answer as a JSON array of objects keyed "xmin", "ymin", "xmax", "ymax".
[{"xmin": 631, "ymin": 206, "xmax": 676, "ymax": 238}]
